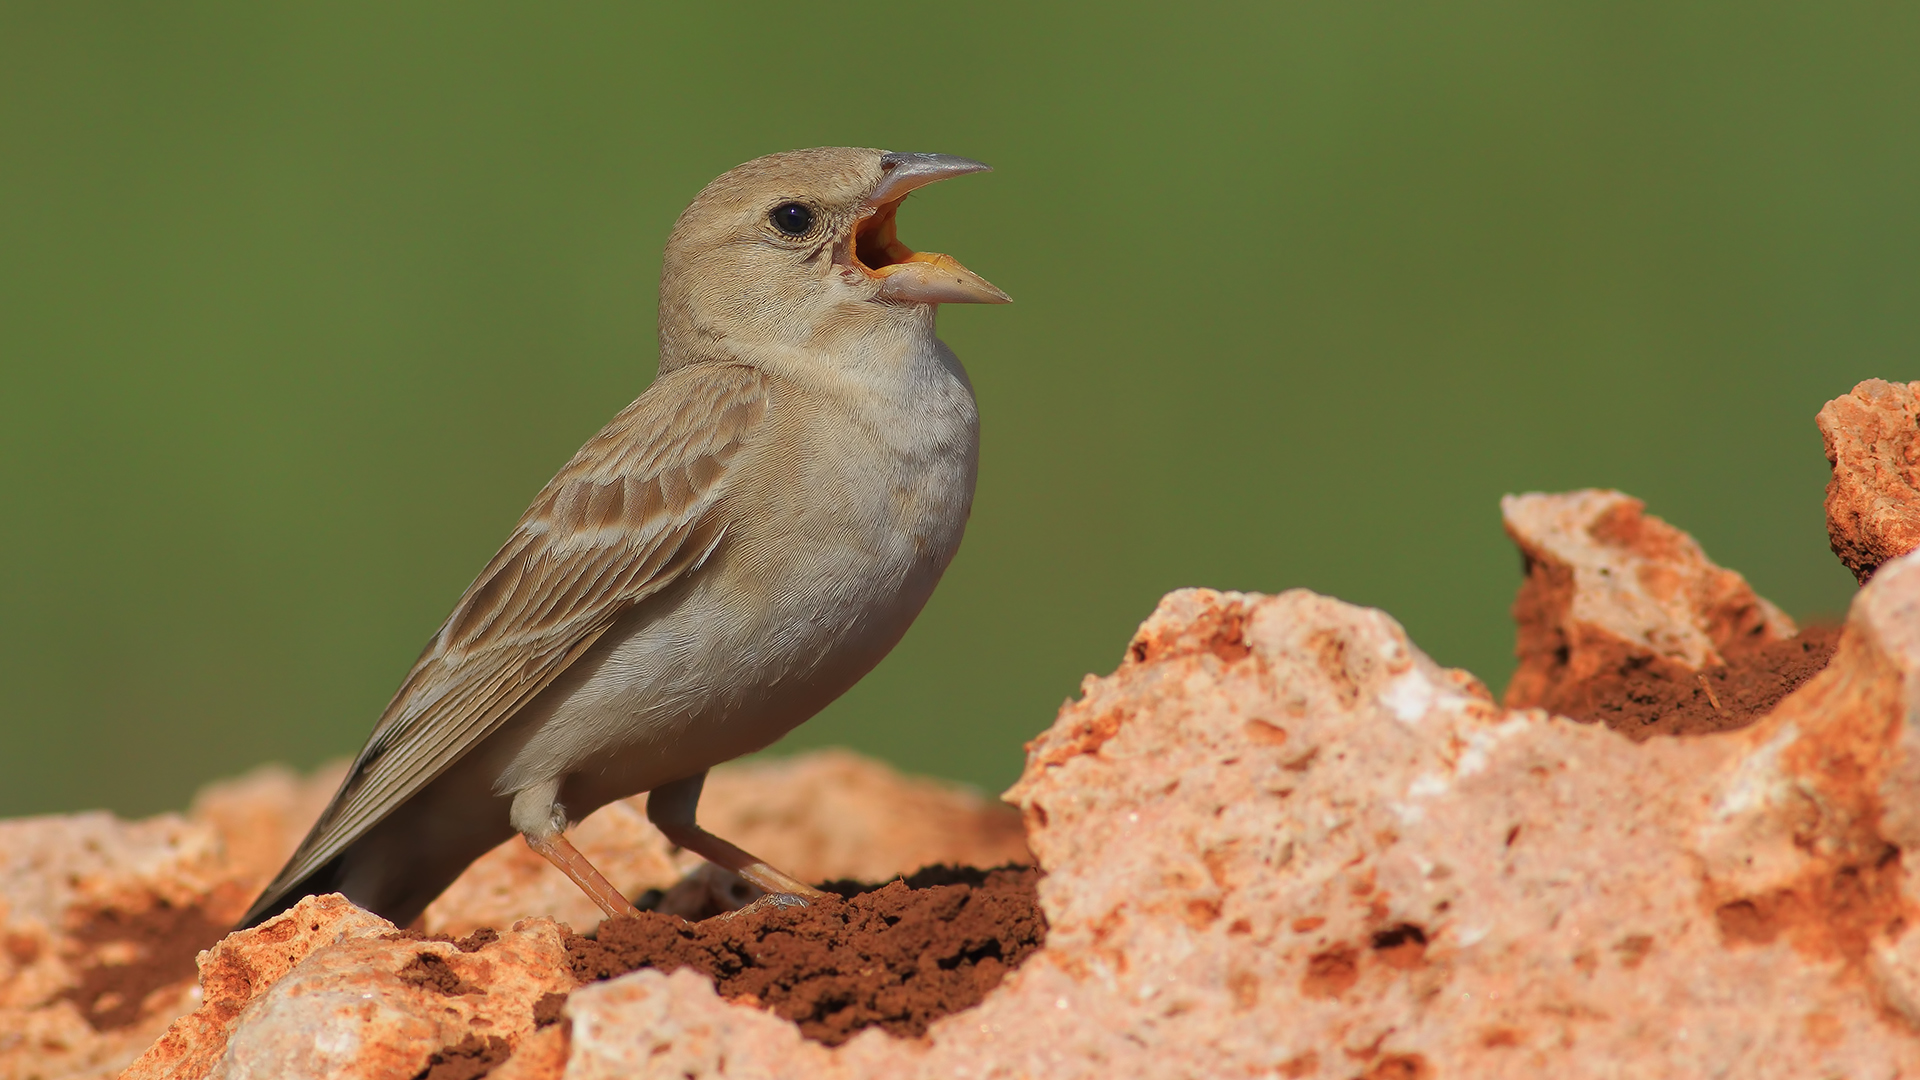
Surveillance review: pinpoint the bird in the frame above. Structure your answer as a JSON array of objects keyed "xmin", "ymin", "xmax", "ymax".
[{"xmin": 238, "ymin": 147, "xmax": 1009, "ymax": 930}]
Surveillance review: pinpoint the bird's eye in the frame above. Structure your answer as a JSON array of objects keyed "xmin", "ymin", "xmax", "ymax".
[{"xmin": 769, "ymin": 202, "xmax": 814, "ymax": 237}]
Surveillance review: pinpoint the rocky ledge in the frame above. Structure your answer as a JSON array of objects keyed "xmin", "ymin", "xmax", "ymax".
[{"xmin": 5, "ymin": 378, "xmax": 1919, "ymax": 1079}]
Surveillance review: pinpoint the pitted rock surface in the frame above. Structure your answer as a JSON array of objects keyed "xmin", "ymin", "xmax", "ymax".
[{"xmin": 1820, "ymin": 377, "xmax": 1920, "ymax": 583}]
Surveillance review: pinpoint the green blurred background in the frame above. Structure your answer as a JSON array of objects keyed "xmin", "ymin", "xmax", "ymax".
[{"xmin": 1, "ymin": 3, "xmax": 1908, "ymax": 818}]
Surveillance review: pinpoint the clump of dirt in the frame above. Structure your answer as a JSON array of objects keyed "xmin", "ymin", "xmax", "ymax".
[
  {"xmin": 564, "ymin": 865, "xmax": 1044, "ymax": 1046},
  {"xmin": 382, "ymin": 926, "xmax": 499, "ymax": 953},
  {"xmin": 531, "ymin": 990, "xmax": 568, "ymax": 1027},
  {"xmin": 413, "ymin": 1033, "xmax": 511, "ymax": 1080},
  {"xmin": 1530, "ymin": 624, "xmax": 1841, "ymax": 741},
  {"xmin": 396, "ymin": 951, "xmax": 479, "ymax": 995}
]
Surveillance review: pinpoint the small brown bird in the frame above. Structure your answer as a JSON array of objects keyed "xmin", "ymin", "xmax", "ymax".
[{"xmin": 240, "ymin": 148, "xmax": 1008, "ymax": 929}]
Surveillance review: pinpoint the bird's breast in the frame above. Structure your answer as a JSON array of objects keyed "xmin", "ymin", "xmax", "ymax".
[{"xmin": 765, "ymin": 338, "xmax": 979, "ymax": 609}]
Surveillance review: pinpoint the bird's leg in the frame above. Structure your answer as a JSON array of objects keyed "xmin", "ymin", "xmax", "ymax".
[
  {"xmin": 524, "ymin": 832, "xmax": 641, "ymax": 919},
  {"xmin": 647, "ymin": 772, "xmax": 829, "ymax": 901},
  {"xmin": 513, "ymin": 782, "xmax": 640, "ymax": 919}
]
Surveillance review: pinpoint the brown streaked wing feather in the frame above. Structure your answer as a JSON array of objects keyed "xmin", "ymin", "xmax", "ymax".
[{"xmin": 246, "ymin": 364, "xmax": 768, "ymax": 916}]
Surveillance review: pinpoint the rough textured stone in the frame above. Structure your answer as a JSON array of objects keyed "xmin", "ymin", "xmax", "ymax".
[
  {"xmin": 0, "ymin": 767, "xmax": 373, "ymax": 1080},
  {"xmin": 557, "ymin": 561, "xmax": 1920, "ymax": 1078},
  {"xmin": 14, "ymin": 473, "xmax": 1920, "ymax": 1076},
  {"xmin": 1820, "ymin": 378, "xmax": 1920, "ymax": 583},
  {"xmin": 117, "ymin": 895, "xmax": 388, "ymax": 1079},
  {"xmin": 1502, "ymin": 489, "xmax": 1797, "ymax": 717},
  {"xmin": 120, "ymin": 894, "xmax": 572, "ymax": 1080},
  {"xmin": 0, "ymin": 812, "xmax": 247, "ymax": 1080},
  {"xmin": 0, "ymin": 752, "xmax": 1021, "ymax": 1079}
]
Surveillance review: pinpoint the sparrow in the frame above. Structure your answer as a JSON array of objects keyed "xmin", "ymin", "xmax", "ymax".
[{"xmin": 239, "ymin": 147, "xmax": 1008, "ymax": 929}]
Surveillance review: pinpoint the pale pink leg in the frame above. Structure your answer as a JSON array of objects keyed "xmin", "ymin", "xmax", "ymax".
[
  {"xmin": 648, "ymin": 773, "xmax": 828, "ymax": 900},
  {"xmin": 525, "ymin": 832, "xmax": 641, "ymax": 918}
]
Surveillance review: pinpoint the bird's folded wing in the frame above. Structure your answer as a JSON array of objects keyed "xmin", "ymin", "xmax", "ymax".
[{"xmin": 246, "ymin": 364, "xmax": 769, "ymax": 919}]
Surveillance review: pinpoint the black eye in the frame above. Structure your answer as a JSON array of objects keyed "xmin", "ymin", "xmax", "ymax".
[{"xmin": 769, "ymin": 202, "xmax": 814, "ymax": 236}]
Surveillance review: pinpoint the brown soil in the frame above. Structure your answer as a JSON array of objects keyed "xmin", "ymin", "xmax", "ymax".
[
  {"xmin": 564, "ymin": 865, "xmax": 1044, "ymax": 1046},
  {"xmin": 1529, "ymin": 624, "xmax": 1842, "ymax": 741},
  {"xmin": 414, "ymin": 1034, "xmax": 512, "ymax": 1080},
  {"xmin": 396, "ymin": 951, "xmax": 480, "ymax": 995},
  {"xmin": 384, "ymin": 925, "xmax": 500, "ymax": 954}
]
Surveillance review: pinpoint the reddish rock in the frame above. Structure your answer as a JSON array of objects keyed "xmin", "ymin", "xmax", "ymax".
[
  {"xmin": 118, "ymin": 895, "xmax": 389, "ymax": 1078},
  {"xmin": 8, "ymin": 476, "xmax": 1919, "ymax": 1076},
  {"xmin": 1501, "ymin": 489, "xmax": 1825, "ymax": 738},
  {"xmin": 0, "ymin": 751, "xmax": 1021, "ymax": 1079},
  {"xmin": 120, "ymin": 894, "xmax": 573, "ymax": 1080},
  {"xmin": 487, "ymin": 1023, "xmax": 568, "ymax": 1080},
  {"xmin": 1820, "ymin": 378, "xmax": 1920, "ymax": 583},
  {"xmin": 0, "ymin": 811, "xmax": 249, "ymax": 1080},
  {"xmin": 23, "ymin": 541, "xmax": 1920, "ymax": 1079},
  {"xmin": 551, "ymin": 559, "xmax": 1920, "ymax": 1078}
]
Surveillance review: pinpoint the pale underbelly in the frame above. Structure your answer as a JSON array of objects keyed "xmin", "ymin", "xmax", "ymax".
[{"xmin": 483, "ymin": 517, "xmax": 956, "ymax": 814}]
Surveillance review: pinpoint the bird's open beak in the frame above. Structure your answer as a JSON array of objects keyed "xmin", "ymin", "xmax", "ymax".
[{"xmin": 845, "ymin": 152, "xmax": 1011, "ymax": 305}]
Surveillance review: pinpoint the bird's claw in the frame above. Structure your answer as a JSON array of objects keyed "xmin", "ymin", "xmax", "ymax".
[{"xmin": 719, "ymin": 891, "xmax": 813, "ymax": 920}]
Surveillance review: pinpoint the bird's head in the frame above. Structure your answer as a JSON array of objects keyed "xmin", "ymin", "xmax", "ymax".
[{"xmin": 657, "ymin": 147, "xmax": 1008, "ymax": 370}]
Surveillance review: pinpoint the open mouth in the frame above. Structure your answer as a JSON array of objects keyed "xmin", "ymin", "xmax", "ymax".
[
  {"xmin": 851, "ymin": 197, "xmax": 929, "ymax": 278},
  {"xmin": 840, "ymin": 200, "xmax": 1012, "ymax": 305}
]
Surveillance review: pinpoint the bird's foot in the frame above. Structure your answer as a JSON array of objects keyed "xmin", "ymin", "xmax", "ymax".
[
  {"xmin": 646, "ymin": 864, "xmax": 829, "ymax": 920},
  {"xmin": 718, "ymin": 891, "xmax": 815, "ymax": 921}
]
